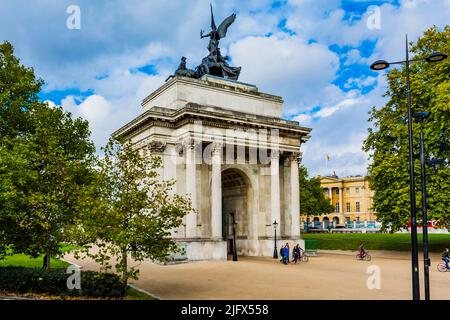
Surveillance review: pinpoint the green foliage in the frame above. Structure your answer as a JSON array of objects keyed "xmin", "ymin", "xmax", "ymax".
[
  {"xmin": 363, "ymin": 26, "xmax": 450, "ymax": 232},
  {"xmin": 0, "ymin": 42, "xmax": 96, "ymax": 267},
  {"xmin": 299, "ymin": 165, "xmax": 334, "ymax": 216},
  {"xmin": 0, "ymin": 267, "xmax": 125, "ymax": 297},
  {"xmin": 75, "ymin": 138, "xmax": 193, "ymax": 290},
  {"xmin": 0, "ymin": 41, "xmax": 43, "ymax": 140}
]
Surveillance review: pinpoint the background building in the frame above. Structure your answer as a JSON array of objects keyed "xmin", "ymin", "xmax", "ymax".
[{"xmin": 302, "ymin": 174, "xmax": 379, "ymax": 230}]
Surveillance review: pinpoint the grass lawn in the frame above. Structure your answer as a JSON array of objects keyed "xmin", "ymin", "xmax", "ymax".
[
  {"xmin": 126, "ymin": 287, "xmax": 158, "ymax": 300},
  {"xmin": 0, "ymin": 245, "xmax": 77, "ymax": 268},
  {"xmin": 0, "ymin": 253, "xmax": 70, "ymax": 268},
  {"xmin": 302, "ymin": 233, "xmax": 450, "ymax": 252}
]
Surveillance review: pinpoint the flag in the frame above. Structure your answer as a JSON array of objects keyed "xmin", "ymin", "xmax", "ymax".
[{"xmin": 326, "ymin": 154, "xmax": 330, "ymax": 161}]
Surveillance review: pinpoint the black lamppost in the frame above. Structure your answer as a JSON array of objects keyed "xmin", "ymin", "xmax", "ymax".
[
  {"xmin": 232, "ymin": 213, "xmax": 238, "ymax": 261},
  {"xmin": 414, "ymin": 111, "xmax": 431, "ymax": 300},
  {"xmin": 273, "ymin": 220, "xmax": 278, "ymax": 259},
  {"xmin": 414, "ymin": 111, "xmax": 446, "ymax": 300},
  {"xmin": 370, "ymin": 36, "xmax": 447, "ymax": 300}
]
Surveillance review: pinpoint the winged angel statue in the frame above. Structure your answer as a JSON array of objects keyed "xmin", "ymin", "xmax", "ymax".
[
  {"xmin": 168, "ymin": 4, "xmax": 241, "ymax": 81},
  {"xmin": 197, "ymin": 4, "xmax": 241, "ymax": 80}
]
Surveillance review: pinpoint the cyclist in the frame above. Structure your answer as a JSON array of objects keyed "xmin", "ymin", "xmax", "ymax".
[
  {"xmin": 442, "ymin": 248, "xmax": 450, "ymax": 270},
  {"xmin": 358, "ymin": 241, "xmax": 366, "ymax": 259},
  {"xmin": 292, "ymin": 244, "xmax": 303, "ymax": 263}
]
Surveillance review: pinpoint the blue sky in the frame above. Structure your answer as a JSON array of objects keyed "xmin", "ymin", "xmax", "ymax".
[{"xmin": 1, "ymin": 0, "xmax": 448, "ymax": 176}]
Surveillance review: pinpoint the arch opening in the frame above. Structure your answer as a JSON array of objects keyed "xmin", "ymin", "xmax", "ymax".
[{"xmin": 221, "ymin": 168, "xmax": 251, "ymax": 256}]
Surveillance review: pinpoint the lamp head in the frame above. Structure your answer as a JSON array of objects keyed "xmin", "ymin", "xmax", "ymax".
[
  {"xmin": 425, "ymin": 52, "xmax": 448, "ymax": 63},
  {"xmin": 413, "ymin": 111, "xmax": 431, "ymax": 122},
  {"xmin": 370, "ymin": 60, "xmax": 390, "ymax": 71}
]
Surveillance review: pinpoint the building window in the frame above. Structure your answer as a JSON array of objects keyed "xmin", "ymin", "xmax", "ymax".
[
  {"xmin": 335, "ymin": 203, "xmax": 340, "ymax": 213},
  {"xmin": 345, "ymin": 188, "xmax": 350, "ymax": 195},
  {"xmin": 335, "ymin": 188, "xmax": 339, "ymax": 195},
  {"xmin": 355, "ymin": 187, "xmax": 360, "ymax": 194},
  {"xmin": 356, "ymin": 201, "xmax": 360, "ymax": 212},
  {"xmin": 346, "ymin": 202, "xmax": 350, "ymax": 213}
]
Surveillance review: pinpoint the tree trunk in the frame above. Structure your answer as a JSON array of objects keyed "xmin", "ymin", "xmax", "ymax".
[
  {"xmin": 42, "ymin": 254, "xmax": 48, "ymax": 271},
  {"xmin": 121, "ymin": 248, "xmax": 128, "ymax": 294},
  {"xmin": 42, "ymin": 251, "xmax": 51, "ymax": 271}
]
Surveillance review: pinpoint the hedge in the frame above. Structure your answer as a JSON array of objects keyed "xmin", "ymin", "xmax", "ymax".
[{"xmin": 0, "ymin": 267, "xmax": 125, "ymax": 297}]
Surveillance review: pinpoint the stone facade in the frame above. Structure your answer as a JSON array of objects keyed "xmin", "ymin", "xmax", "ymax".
[
  {"xmin": 113, "ymin": 75, "xmax": 311, "ymax": 261},
  {"xmin": 301, "ymin": 175, "xmax": 376, "ymax": 229}
]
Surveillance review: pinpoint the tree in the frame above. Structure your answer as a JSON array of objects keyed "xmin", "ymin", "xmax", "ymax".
[
  {"xmin": 299, "ymin": 165, "xmax": 334, "ymax": 225},
  {"xmin": 75, "ymin": 138, "xmax": 192, "ymax": 291},
  {"xmin": 0, "ymin": 42, "xmax": 96, "ymax": 268},
  {"xmin": 363, "ymin": 26, "xmax": 450, "ymax": 232},
  {"xmin": 0, "ymin": 41, "xmax": 43, "ymax": 141}
]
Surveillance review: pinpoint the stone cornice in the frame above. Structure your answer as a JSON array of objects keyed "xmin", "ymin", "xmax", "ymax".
[
  {"xmin": 113, "ymin": 103, "xmax": 312, "ymax": 142},
  {"xmin": 141, "ymin": 76, "xmax": 283, "ymax": 108}
]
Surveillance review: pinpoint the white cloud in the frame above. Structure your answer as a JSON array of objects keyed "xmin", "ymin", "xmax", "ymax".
[
  {"xmin": 1, "ymin": 0, "xmax": 448, "ymax": 177},
  {"xmin": 293, "ymin": 114, "xmax": 312, "ymax": 126},
  {"xmin": 230, "ymin": 34, "xmax": 339, "ymax": 110}
]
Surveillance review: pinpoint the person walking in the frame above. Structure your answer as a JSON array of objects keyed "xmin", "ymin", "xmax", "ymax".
[
  {"xmin": 285, "ymin": 243, "xmax": 290, "ymax": 263},
  {"xmin": 283, "ymin": 243, "xmax": 290, "ymax": 264}
]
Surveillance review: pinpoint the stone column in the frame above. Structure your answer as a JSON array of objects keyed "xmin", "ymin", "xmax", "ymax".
[
  {"xmin": 339, "ymin": 186, "xmax": 343, "ymax": 214},
  {"xmin": 211, "ymin": 142, "xmax": 222, "ymax": 239},
  {"xmin": 290, "ymin": 152, "xmax": 300, "ymax": 238},
  {"xmin": 184, "ymin": 139, "xmax": 197, "ymax": 238},
  {"xmin": 271, "ymin": 150, "xmax": 281, "ymax": 235},
  {"xmin": 362, "ymin": 185, "xmax": 366, "ymax": 218}
]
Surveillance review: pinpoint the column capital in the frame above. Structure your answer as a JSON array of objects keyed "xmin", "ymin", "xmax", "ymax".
[
  {"xmin": 176, "ymin": 137, "xmax": 201, "ymax": 155},
  {"xmin": 211, "ymin": 141, "xmax": 223, "ymax": 155},
  {"xmin": 289, "ymin": 151, "xmax": 303, "ymax": 164},
  {"xmin": 270, "ymin": 149, "xmax": 281, "ymax": 159},
  {"xmin": 148, "ymin": 140, "xmax": 166, "ymax": 154}
]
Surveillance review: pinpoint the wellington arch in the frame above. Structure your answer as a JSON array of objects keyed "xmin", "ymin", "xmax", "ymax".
[
  {"xmin": 113, "ymin": 75, "xmax": 312, "ymax": 261},
  {"xmin": 113, "ymin": 2, "xmax": 310, "ymax": 262}
]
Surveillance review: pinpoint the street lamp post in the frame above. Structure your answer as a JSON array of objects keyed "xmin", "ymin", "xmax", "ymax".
[
  {"xmin": 414, "ymin": 111, "xmax": 431, "ymax": 300},
  {"xmin": 273, "ymin": 220, "xmax": 278, "ymax": 259},
  {"xmin": 232, "ymin": 213, "xmax": 238, "ymax": 262},
  {"xmin": 370, "ymin": 36, "xmax": 447, "ymax": 300}
]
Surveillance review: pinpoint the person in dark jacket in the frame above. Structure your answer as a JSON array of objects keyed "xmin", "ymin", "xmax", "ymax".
[
  {"xmin": 358, "ymin": 241, "xmax": 366, "ymax": 259},
  {"xmin": 292, "ymin": 244, "xmax": 300, "ymax": 264}
]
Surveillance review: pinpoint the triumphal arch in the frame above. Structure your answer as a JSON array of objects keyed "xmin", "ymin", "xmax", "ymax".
[{"xmin": 113, "ymin": 6, "xmax": 311, "ymax": 260}]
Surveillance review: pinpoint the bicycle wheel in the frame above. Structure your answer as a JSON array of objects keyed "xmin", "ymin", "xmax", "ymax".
[
  {"xmin": 365, "ymin": 254, "xmax": 371, "ymax": 261},
  {"xmin": 437, "ymin": 262, "xmax": 447, "ymax": 272},
  {"xmin": 301, "ymin": 255, "xmax": 309, "ymax": 262}
]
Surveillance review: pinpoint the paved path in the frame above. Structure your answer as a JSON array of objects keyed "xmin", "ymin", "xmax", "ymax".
[{"xmin": 64, "ymin": 250, "xmax": 450, "ymax": 300}]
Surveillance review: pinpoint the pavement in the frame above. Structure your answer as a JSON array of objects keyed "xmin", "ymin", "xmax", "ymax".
[{"xmin": 63, "ymin": 250, "xmax": 450, "ymax": 300}]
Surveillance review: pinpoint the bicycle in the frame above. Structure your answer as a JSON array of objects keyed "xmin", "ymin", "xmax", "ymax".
[
  {"xmin": 356, "ymin": 251, "xmax": 371, "ymax": 261},
  {"xmin": 437, "ymin": 261, "xmax": 449, "ymax": 272},
  {"xmin": 301, "ymin": 252, "xmax": 309, "ymax": 262}
]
